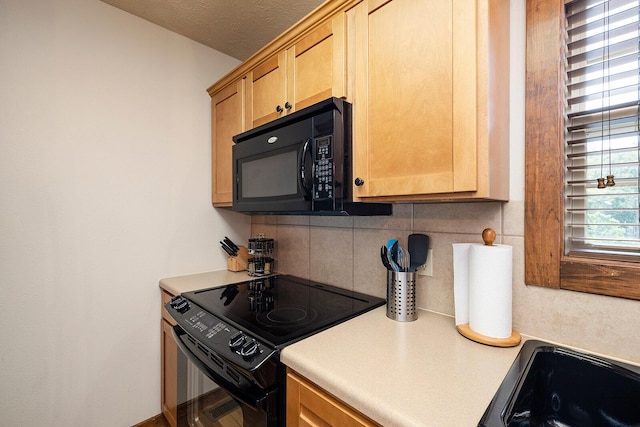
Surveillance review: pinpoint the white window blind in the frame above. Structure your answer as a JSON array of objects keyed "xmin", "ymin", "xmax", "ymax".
[{"xmin": 565, "ymin": 0, "xmax": 640, "ymax": 258}]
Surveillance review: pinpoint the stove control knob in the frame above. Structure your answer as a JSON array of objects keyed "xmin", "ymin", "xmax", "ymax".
[
  {"xmin": 229, "ymin": 332, "xmax": 246, "ymax": 350},
  {"xmin": 239, "ymin": 339, "xmax": 260, "ymax": 360},
  {"xmin": 169, "ymin": 295, "xmax": 190, "ymax": 314}
]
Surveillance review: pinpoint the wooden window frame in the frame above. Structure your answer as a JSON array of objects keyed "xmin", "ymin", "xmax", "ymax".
[{"xmin": 525, "ymin": 0, "xmax": 640, "ymax": 300}]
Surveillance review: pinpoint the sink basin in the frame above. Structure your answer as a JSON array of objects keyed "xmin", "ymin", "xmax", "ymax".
[{"xmin": 479, "ymin": 340, "xmax": 640, "ymax": 427}]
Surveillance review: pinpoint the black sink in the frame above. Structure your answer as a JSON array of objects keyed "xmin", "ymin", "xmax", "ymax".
[{"xmin": 479, "ymin": 339, "xmax": 640, "ymax": 427}]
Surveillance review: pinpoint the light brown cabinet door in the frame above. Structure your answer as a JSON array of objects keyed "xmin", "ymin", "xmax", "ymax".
[
  {"xmin": 246, "ymin": 52, "xmax": 287, "ymax": 128},
  {"xmin": 246, "ymin": 13, "xmax": 347, "ymax": 128},
  {"xmin": 353, "ymin": 0, "xmax": 460, "ymax": 198},
  {"xmin": 211, "ymin": 79, "xmax": 245, "ymax": 206},
  {"xmin": 287, "ymin": 13, "xmax": 346, "ymax": 111},
  {"xmin": 286, "ymin": 370, "xmax": 381, "ymax": 427},
  {"xmin": 351, "ymin": 0, "xmax": 508, "ymax": 201},
  {"xmin": 161, "ymin": 318, "xmax": 178, "ymax": 427}
]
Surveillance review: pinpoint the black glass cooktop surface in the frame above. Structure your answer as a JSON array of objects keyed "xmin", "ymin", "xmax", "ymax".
[{"xmin": 183, "ymin": 275, "xmax": 385, "ymax": 348}]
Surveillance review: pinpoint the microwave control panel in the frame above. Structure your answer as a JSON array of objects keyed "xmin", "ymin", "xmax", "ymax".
[{"xmin": 313, "ymin": 136, "xmax": 334, "ymax": 200}]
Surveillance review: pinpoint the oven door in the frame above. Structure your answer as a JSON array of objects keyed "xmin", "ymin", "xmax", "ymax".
[{"xmin": 173, "ymin": 325, "xmax": 279, "ymax": 427}]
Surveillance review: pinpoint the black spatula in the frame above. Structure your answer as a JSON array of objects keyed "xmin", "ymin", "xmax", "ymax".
[{"xmin": 408, "ymin": 233, "xmax": 429, "ymax": 272}]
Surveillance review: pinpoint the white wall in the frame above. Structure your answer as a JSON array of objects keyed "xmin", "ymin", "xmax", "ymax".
[{"xmin": 0, "ymin": 0, "xmax": 250, "ymax": 425}]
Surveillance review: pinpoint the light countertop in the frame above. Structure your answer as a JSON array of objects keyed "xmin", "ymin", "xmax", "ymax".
[
  {"xmin": 159, "ymin": 270, "xmax": 253, "ymax": 295},
  {"xmin": 281, "ymin": 307, "xmax": 526, "ymax": 427}
]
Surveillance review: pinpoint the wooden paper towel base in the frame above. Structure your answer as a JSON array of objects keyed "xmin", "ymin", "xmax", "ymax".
[{"xmin": 456, "ymin": 323, "xmax": 521, "ymax": 347}]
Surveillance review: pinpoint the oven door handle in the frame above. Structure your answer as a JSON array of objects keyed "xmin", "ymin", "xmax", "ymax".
[{"xmin": 171, "ymin": 325, "xmax": 275, "ymax": 410}]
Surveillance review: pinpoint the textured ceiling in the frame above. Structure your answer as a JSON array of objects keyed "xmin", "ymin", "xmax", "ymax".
[{"xmin": 100, "ymin": 0, "xmax": 326, "ymax": 61}]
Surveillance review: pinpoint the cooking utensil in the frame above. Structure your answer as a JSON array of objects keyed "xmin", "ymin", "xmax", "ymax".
[
  {"xmin": 381, "ymin": 246, "xmax": 393, "ymax": 271},
  {"xmin": 408, "ymin": 233, "xmax": 429, "ymax": 272},
  {"xmin": 388, "ymin": 250, "xmax": 400, "ymax": 272},
  {"xmin": 390, "ymin": 240, "xmax": 399, "ymax": 265},
  {"xmin": 397, "ymin": 243, "xmax": 410, "ymax": 272},
  {"xmin": 386, "ymin": 239, "xmax": 401, "ymax": 271}
]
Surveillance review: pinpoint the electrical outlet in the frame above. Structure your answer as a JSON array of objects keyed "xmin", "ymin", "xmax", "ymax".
[{"xmin": 417, "ymin": 249, "xmax": 433, "ymax": 276}]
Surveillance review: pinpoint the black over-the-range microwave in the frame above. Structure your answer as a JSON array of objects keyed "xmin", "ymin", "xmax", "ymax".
[{"xmin": 232, "ymin": 97, "xmax": 392, "ymax": 216}]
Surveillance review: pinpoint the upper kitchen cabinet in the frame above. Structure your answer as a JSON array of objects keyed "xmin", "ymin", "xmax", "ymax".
[
  {"xmin": 350, "ymin": 0, "xmax": 510, "ymax": 201},
  {"xmin": 245, "ymin": 52, "xmax": 287, "ymax": 128},
  {"xmin": 211, "ymin": 78, "xmax": 245, "ymax": 207},
  {"xmin": 245, "ymin": 12, "xmax": 347, "ymax": 128}
]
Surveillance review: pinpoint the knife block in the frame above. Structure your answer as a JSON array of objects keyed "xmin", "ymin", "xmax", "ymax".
[{"xmin": 227, "ymin": 246, "xmax": 250, "ymax": 272}]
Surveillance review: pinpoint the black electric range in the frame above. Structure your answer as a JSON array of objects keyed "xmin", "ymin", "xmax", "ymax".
[{"xmin": 165, "ymin": 274, "xmax": 385, "ymax": 427}]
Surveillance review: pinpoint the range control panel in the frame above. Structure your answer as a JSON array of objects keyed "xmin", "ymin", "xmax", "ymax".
[
  {"xmin": 166, "ymin": 295, "xmax": 276, "ymax": 371},
  {"xmin": 313, "ymin": 136, "xmax": 334, "ymax": 200}
]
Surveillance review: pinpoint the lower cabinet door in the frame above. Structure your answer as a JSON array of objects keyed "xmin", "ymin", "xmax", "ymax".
[
  {"xmin": 286, "ymin": 370, "xmax": 380, "ymax": 427},
  {"xmin": 161, "ymin": 318, "xmax": 178, "ymax": 427}
]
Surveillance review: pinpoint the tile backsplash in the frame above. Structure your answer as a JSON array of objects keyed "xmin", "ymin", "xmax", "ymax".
[{"xmin": 251, "ymin": 200, "xmax": 640, "ymax": 364}]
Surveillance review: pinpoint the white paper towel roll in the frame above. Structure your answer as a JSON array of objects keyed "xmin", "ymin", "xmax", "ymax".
[{"xmin": 453, "ymin": 243, "xmax": 513, "ymax": 339}]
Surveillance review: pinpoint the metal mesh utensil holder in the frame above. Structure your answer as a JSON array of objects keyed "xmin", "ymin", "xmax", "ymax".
[{"xmin": 386, "ymin": 271, "xmax": 417, "ymax": 322}]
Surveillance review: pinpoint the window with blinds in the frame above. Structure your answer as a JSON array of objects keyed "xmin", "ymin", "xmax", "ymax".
[{"xmin": 565, "ymin": 0, "xmax": 640, "ymax": 259}]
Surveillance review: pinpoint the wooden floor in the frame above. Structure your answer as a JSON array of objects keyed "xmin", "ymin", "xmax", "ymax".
[{"xmin": 131, "ymin": 413, "xmax": 170, "ymax": 427}]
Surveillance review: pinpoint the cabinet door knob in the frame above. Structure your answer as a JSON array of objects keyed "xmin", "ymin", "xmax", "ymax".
[
  {"xmin": 354, "ymin": 177, "xmax": 365, "ymax": 186},
  {"xmin": 284, "ymin": 102, "xmax": 292, "ymax": 110},
  {"xmin": 276, "ymin": 105, "xmax": 284, "ymax": 113}
]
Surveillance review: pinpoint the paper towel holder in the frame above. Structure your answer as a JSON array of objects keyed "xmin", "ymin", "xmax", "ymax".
[
  {"xmin": 482, "ymin": 227, "xmax": 496, "ymax": 246},
  {"xmin": 456, "ymin": 228, "xmax": 522, "ymax": 348},
  {"xmin": 456, "ymin": 324, "xmax": 521, "ymax": 347}
]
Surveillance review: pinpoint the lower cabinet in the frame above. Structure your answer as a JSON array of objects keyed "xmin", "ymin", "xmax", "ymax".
[
  {"xmin": 286, "ymin": 369, "xmax": 381, "ymax": 427},
  {"xmin": 161, "ymin": 290, "xmax": 179, "ymax": 427}
]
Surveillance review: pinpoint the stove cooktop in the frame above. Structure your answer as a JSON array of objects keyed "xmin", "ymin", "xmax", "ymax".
[{"xmin": 183, "ymin": 275, "xmax": 385, "ymax": 348}]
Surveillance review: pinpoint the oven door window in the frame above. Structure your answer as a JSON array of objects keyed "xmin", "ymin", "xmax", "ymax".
[
  {"xmin": 172, "ymin": 324, "xmax": 278, "ymax": 427},
  {"xmin": 184, "ymin": 357, "xmax": 267, "ymax": 427}
]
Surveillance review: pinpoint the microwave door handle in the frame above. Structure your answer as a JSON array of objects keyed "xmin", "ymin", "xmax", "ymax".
[{"xmin": 299, "ymin": 138, "xmax": 313, "ymax": 198}]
